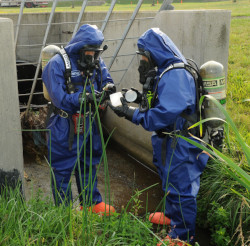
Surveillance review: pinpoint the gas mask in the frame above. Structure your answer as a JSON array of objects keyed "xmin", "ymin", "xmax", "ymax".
[
  {"xmin": 138, "ymin": 60, "xmax": 151, "ymax": 84},
  {"xmin": 137, "ymin": 49, "xmax": 156, "ymax": 85},
  {"xmin": 77, "ymin": 49, "xmax": 98, "ymax": 76},
  {"xmin": 135, "ymin": 50, "xmax": 156, "ymax": 112},
  {"xmin": 77, "ymin": 45, "xmax": 108, "ymax": 77}
]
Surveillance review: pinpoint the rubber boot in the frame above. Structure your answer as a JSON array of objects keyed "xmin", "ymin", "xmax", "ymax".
[
  {"xmin": 89, "ymin": 202, "xmax": 115, "ymax": 216},
  {"xmin": 157, "ymin": 236, "xmax": 187, "ymax": 246},
  {"xmin": 149, "ymin": 212, "xmax": 171, "ymax": 225}
]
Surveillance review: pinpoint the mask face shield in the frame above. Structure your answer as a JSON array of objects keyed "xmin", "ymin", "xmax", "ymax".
[
  {"xmin": 84, "ymin": 51, "xmax": 95, "ymax": 65},
  {"xmin": 80, "ymin": 45, "xmax": 102, "ymax": 61},
  {"xmin": 136, "ymin": 53, "xmax": 146, "ymax": 68},
  {"xmin": 78, "ymin": 45, "xmax": 103, "ymax": 74},
  {"xmin": 136, "ymin": 50, "xmax": 152, "ymax": 84},
  {"xmin": 136, "ymin": 51, "xmax": 147, "ymax": 67},
  {"xmin": 136, "ymin": 49, "xmax": 150, "ymax": 66}
]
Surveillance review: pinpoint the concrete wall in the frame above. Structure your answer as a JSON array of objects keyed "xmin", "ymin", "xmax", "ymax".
[
  {"xmin": 0, "ymin": 10, "xmax": 231, "ymax": 170},
  {"xmin": 0, "ymin": 12, "xmax": 155, "ymax": 65},
  {"xmin": 0, "ymin": 18, "xmax": 24, "ymax": 192}
]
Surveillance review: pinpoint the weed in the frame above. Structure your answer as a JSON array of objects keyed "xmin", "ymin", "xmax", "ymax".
[{"xmin": 0, "ymin": 185, "xmax": 160, "ymax": 245}]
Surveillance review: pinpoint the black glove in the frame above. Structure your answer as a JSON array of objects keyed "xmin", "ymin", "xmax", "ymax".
[
  {"xmin": 108, "ymin": 97, "xmax": 136, "ymax": 121},
  {"xmin": 103, "ymin": 83, "xmax": 116, "ymax": 97},
  {"xmin": 93, "ymin": 83, "xmax": 116, "ymax": 104},
  {"xmin": 78, "ymin": 92, "xmax": 104, "ymax": 106}
]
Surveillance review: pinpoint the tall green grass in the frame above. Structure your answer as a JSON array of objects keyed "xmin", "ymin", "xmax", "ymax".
[
  {"xmin": 1, "ymin": 1, "xmax": 249, "ymax": 245},
  {"xmin": 227, "ymin": 18, "xmax": 250, "ymax": 146},
  {"xmin": 0, "ymin": 78, "xmax": 162, "ymax": 245},
  {"xmin": 179, "ymin": 95, "xmax": 250, "ymax": 245},
  {"xmin": 0, "ymin": 184, "xmax": 163, "ymax": 245}
]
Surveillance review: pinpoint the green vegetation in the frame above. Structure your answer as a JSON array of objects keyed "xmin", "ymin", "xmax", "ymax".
[
  {"xmin": 227, "ymin": 18, "xmax": 250, "ymax": 145},
  {"xmin": 0, "ymin": 1, "xmax": 249, "ymax": 245},
  {"xmin": 0, "ymin": 0, "xmax": 249, "ymax": 17},
  {"xmin": 179, "ymin": 94, "xmax": 250, "ymax": 246},
  {"xmin": 173, "ymin": 0, "xmax": 250, "ymax": 17},
  {"xmin": 197, "ymin": 158, "xmax": 249, "ymax": 246},
  {"xmin": 2, "ymin": 80, "xmax": 183, "ymax": 245},
  {"xmin": 0, "ymin": 82, "xmax": 163, "ymax": 246},
  {"xmin": 193, "ymin": 13, "xmax": 249, "ymax": 245},
  {"xmin": 0, "ymin": 185, "xmax": 161, "ymax": 245}
]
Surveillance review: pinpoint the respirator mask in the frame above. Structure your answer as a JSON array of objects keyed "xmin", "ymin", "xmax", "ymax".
[
  {"xmin": 133, "ymin": 49, "xmax": 156, "ymax": 112},
  {"xmin": 136, "ymin": 49, "xmax": 156, "ymax": 85},
  {"xmin": 78, "ymin": 44, "xmax": 108, "ymax": 76},
  {"xmin": 138, "ymin": 60, "xmax": 151, "ymax": 84}
]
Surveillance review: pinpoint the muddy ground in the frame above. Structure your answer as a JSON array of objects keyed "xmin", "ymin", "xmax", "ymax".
[{"xmin": 23, "ymin": 140, "xmax": 211, "ymax": 246}]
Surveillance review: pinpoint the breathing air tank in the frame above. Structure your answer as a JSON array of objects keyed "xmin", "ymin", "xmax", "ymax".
[
  {"xmin": 42, "ymin": 45, "xmax": 60, "ymax": 101},
  {"xmin": 200, "ymin": 61, "xmax": 226, "ymax": 128}
]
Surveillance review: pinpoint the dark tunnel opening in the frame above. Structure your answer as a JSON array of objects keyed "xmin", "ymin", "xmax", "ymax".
[{"xmin": 17, "ymin": 61, "xmax": 47, "ymax": 111}]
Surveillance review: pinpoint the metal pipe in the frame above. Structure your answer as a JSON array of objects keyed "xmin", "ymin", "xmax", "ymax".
[
  {"xmin": 109, "ymin": 69, "xmax": 128, "ymax": 73},
  {"xmin": 108, "ymin": 0, "xmax": 143, "ymax": 70},
  {"xmin": 104, "ymin": 36, "xmax": 139, "ymax": 42},
  {"xmin": 16, "ymin": 35, "xmax": 141, "ymax": 48},
  {"xmin": 117, "ymin": 53, "xmax": 136, "ymax": 86},
  {"xmin": 72, "ymin": 0, "xmax": 89, "ymax": 37},
  {"xmin": 18, "ymin": 78, "xmax": 41, "ymax": 82},
  {"xmin": 16, "ymin": 62, "xmax": 38, "ymax": 66},
  {"xmin": 25, "ymin": 0, "xmax": 58, "ymax": 115},
  {"xmin": 107, "ymin": 16, "xmax": 154, "ymax": 22},
  {"xmin": 14, "ymin": 0, "xmax": 25, "ymax": 48},
  {"xmin": 19, "ymin": 92, "xmax": 43, "ymax": 96},
  {"xmin": 20, "ymin": 104, "xmax": 47, "ymax": 110},
  {"xmin": 14, "ymin": 16, "xmax": 149, "ymax": 27},
  {"xmin": 101, "ymin": 0, "xmax": 117, "ymax": 33},
  {"xmin": 102, "ymin": 53, "xmax": 135, "ymax": 59}
]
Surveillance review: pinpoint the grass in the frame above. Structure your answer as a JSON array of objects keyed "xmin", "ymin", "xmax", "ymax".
[
  {"xmin": 0, "ymin": 1, "xmax": 249, "ymax": 245},
  {"xmin": 0, "ymin": 2, "xmax": 249, "ymax": 139},
  {"xmin": 197, "ymin": 158, "xmax": 249, "ymax": 246},
  {"xmin": 0, "ymin": 0, "xmax": 249, "ymax": 17},
  {"xmin": 173, "ymin": 0, "xmax": 250, "ymax": 17},
  {"xmin": 0, "ymin": 185, "xmax": 160, "ymax": 245},
  {"xmin": 178, "ymin": 94, "xmax": 250, "ymax": 245},
  {"xmin": 1, "ymin": 81, "xmax": 163, "ymax": 246},
  {"xmin": 227, "ymin": 18, "xmax": 250, "ymax": 145}
]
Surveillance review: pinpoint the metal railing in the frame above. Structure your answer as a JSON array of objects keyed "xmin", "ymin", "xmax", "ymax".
[{"xmin": 1, "ymin": 0, "xmax": 155, "ymax": 112}]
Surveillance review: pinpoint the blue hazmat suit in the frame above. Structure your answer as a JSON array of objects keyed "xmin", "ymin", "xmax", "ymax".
[
  {"xmin": 42, "ymin": 24, "xmax": 113, "ymax": 206},
  {"xmin": 132, "ymin": 28, "xmax": 209, "ymax": 242}
]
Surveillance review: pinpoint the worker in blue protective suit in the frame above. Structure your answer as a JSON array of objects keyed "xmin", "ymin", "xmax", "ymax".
[
  {"xmin": 108, "ymin": 28, "xmax": 209, "ymax": 244},
  {"xmin": 42, "ymin": 24, "xmax": 116, "ymax": 215}
]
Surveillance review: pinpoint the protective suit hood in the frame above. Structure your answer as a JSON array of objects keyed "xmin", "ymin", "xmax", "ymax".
[
  {"xmin": 137, "ymin": 28, "xmax": 187, "ymax": 72},
  {"xmin": 64, "ymin": 24, "xmax": 104, "ymax": 55}
]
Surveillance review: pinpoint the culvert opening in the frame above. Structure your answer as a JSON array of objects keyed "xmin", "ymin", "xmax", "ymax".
[
  {"xmin": 17, "ymin": 61, "xmax": 48, "ymax": 160},
  {"xmin": 17, "ymin": 61, "xmax": 47, "ymax": 111}
]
